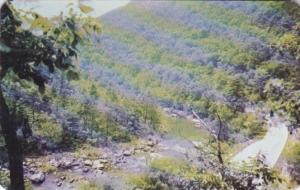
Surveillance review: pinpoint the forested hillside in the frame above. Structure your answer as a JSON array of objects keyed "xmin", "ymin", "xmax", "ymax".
[{"xmin": 1, "ymin": 1, "xmax": 300, "ymax": 190}]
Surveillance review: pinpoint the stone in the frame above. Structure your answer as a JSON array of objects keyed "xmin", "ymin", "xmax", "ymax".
[
  {"xmin": 150, "ymin": 153, "xmax": 162, "ymax": 159},
  {"xmin": 98, "ymin": 159, "xmax": 108, "ymax": 164},
  {"xmin": 82, "ymin": 167, "xmax": 89, "ymax": 173},
  {"xmin": 123, "ymin": 150, "xmax": 131, "ymax": 156},
  {"xmin": 56, "ymin": 181, "xmax": 62, "ymax": 187},
  {"xmin": 147, "ymin": 140, "xmax": 155, "ymax": 147},
  {"xmin": 92, "ymin": 160, "xmax": 105, "ymax": 170},
  {"xmin": 60, "ymin": 158, "xmax": 74, "ymax": 169},
  {"xmin": 87, "ymin": 138, "xmax": 97, "ymax": 144},
  {"xmin": 50, "ymin": 159, "xmax": 60, "ymax": 168},
  {"xmin": 129, "ymin": 116, "xmax": 135, "ymax": 121},
  {"xmin": 192, "ymin": 141, "xmax": 202, "ymax": 148},
  {"xmin": 28, "ymin": 172, "xmax": 45, "ymax": 184},
  {"xmin": 171, "ymin": 113, "xmax": 177, "ymax": 117},
  {"xmin": 84, "ymin": 160, "xmax": 93, "ymax": 166}
]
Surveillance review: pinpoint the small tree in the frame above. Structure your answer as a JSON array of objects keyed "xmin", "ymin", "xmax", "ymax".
[
  {"xmin": 0, "ymin": 2, "xmax": 100, "ymax": 189},
  {"xmin": 192, "ymin": 111, "xmax": 280, "ymax": 189},
  {"xmin": 192, "ymin": 110, "xmax": 228, "ymax": 165}
]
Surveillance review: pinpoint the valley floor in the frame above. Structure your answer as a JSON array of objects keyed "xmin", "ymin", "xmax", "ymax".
[{"xmin": 26, "ymin": 112, "xmax": 294, "ymax": 190}]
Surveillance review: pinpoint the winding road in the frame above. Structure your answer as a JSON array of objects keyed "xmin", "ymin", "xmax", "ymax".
[{"xmin": 232, "ymin": 114, "xmax": 288, "ymax": 167}]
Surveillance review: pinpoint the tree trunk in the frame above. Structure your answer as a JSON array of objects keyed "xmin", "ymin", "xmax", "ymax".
[{"xmin": 0, "ymin": 87, "xmax": 25, "ymax": 190}]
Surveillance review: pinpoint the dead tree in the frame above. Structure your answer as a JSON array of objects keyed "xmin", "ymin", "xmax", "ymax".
[{"xmin": 192, "ymin": 110, "xmax": 226, "ymax": 165}]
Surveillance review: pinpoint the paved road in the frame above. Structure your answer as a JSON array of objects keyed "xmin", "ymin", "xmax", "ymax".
[{"xmin": 232, "ymin": 114, "xmax": 288, "ymax": 167}]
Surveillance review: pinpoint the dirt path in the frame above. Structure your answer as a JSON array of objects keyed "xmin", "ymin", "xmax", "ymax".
[{"xmin": 231, "ymin": 114, "xmax": 288, "ymax": 167}]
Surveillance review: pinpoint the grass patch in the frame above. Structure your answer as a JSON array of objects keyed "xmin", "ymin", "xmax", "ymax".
[
  {"xmin": 73, "ymin": 144, "xmax": 102, "ymax": 160},
  {"xmin": 77, "ymin": 180, "xmax": 103, "ymax": 190},
  {"xmin": 127, "ymin": 173, "xmax": 170, "ymax": 190},
  {"xmin": 159, "ymin": 113, "xmax": 209, "ymax": 141},
  {"xmin": 283, "ymin": 138, "xmax": 300, "ymax": 165},
  {"xmin": 150, "ymin": 157, "xmax": 198, "ymax": 179},
  {"xmin": 40, "ymin": 162, "xmax": 56, "ymax": 174}
]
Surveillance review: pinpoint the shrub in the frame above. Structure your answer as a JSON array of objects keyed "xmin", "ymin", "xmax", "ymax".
[
  {"xmin": 34, "ymin": 117, "xmax": 63, "ymax": 143},
  {"xmin": 128, "ymin": 174, "xmax": 170, "ymax": 190},
  {"xmin": 77, "ymin": 180, "xmax": 103, "ymax": 190}
]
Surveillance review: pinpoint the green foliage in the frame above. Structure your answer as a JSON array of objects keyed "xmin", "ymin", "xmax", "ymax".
[
  {"xmin": 284, "ymin": 140, "xmax": 300, "ymax": 166},
  {"xmin": 128, "ymin": 174, "xmax": 170, "ymax": 190},
  {"xmin": 177, "ymin": 1, "xmax": 280, "ymax": 42},
  {"xmin": 1, "ymin": 2, "xmax": 100, "ymax": 90},
  {"xmin": 259, "ymin": 1, "xmax": 300, "ymax": 21},
  {"xmin": 73, "ymin": 144, "xmax": 102, "ymax": 160},
  {"xmin": 151, "ymin": 157, "xmax": 198, "ymax": 179},
  {"xmin": 77, "ymin": 180, "xmax": 103, "ymax": 190},
  {"xmin": 34, "ymin": 116, "xmax": 63, "ymax": 143},
  {"xmin": 264, "ymin": 79, "xmax": 300, "ymax": 123},
  {"xmin": 79, "ymin": 4, "xmax": 94, "ymax": 14},
  {"xmin": 195, "ymin": 171, "xmax": 228, "ymax": 190},
  {"xmin": 0, "ymin": 170, "xmax": 9, "ymax": 187},
  {"xmin": 123, "ymin": 4, "xmax": 260, "ymax": 68},
  {"xmin": 277, "ymin": 33, "xmax": 300, "ymax": 59},
  {"xmin": 82, "ymin": 47, "xmax": 261, "ymax": 138},
  {"xmin": 40, "ymin": 163, "xmax": 56, "ymax": 174},
  {"xmin": 231, "ymin": 112, "xmax": 265, "ymax": 138},
  {"xmin": 24, "ymin": 180, "xmax": 33, "ymax": 190},
  {"xmin": 158, "ymin": 114, "xmax": 209, "ymax": 141},
  {"xmin": 89, "ymin": 84, "xmax": 98, "ymax": 99},
  {"xmin": 102, "ymin": 23, "xmax": 257, "ymax": 100}
]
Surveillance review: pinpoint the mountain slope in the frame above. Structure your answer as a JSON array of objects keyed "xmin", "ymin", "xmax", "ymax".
[{"xmin": 1, "ymin": 1, "xmax": 300, "ymax": 189}]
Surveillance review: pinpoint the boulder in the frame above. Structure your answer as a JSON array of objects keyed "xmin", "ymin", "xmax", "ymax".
[
  {"xmin": 28, "ymin": 172, "xmax": 45, "ymax": 184},
  {"xmin": 84, "ymin": 160, "xmax": 93, "ymax": 167},
  {"xmin": 60, "ymin": 158, "xmax": 74, "ymax": 169},
  {"xmin": 92, "ymin": 160, "xmax": 105, "ymax": 170}
]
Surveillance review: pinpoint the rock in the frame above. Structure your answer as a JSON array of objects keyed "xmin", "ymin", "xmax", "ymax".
[
  {"xmin": 163, "ymin": 107, "xmax": 170, "ymax": 113},
  {"xmin": 123, "ymin": 150, "xmax": 131, "ymax": 156},
  {"xmin": 60, "ymin": 158, "xmax": 75, "ymax": 169},
  {"xmin": 28, "ymin": 172, "xmax": 45, "ymax": 184},
  {"xmin": 98, "ymin": 159, "xmax": 108, "ymax": 164},
  {"xmin": 92, "ymin": 160, "xmax": 104, "ymax": 170},
  {"xmin": 56, "ymin": 181, "xmax": 62, "ymax": 187},
  {"xmin": 192, "ymin": 141, "xmax": 202, "ymax": 148},
  {"xmin": 171, "ymin": 113, "xmax": 177, "ymax": 118},
  {"xmin": 50, "ymin": 159, "xmax": 60, "ymax": 168},
  {"xmin": 150, "ymin": 153, "xmax": 162, "ymax": 159},
  {"xmin": 84, "ymin": 160, "xmax": 93, "ymax": 166},
  {"xmin": 129, "ymin": 116, "xmax": 135, "ymax": 121},
  {"xmin": 147, "ymin": 140, "xmax": 155, "ymax": 147},
  {"xmin": 82, "ymin": 167, "xmax": 89, "ymax": 173},
  {"xmin": 87, "ymin": 138, "xmax": 97, "ymax": 144}
]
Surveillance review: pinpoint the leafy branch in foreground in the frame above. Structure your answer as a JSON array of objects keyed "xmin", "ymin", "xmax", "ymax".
[{"xmin": 0, "ymin": 1, "xmax": 100, "ymax": 189}]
